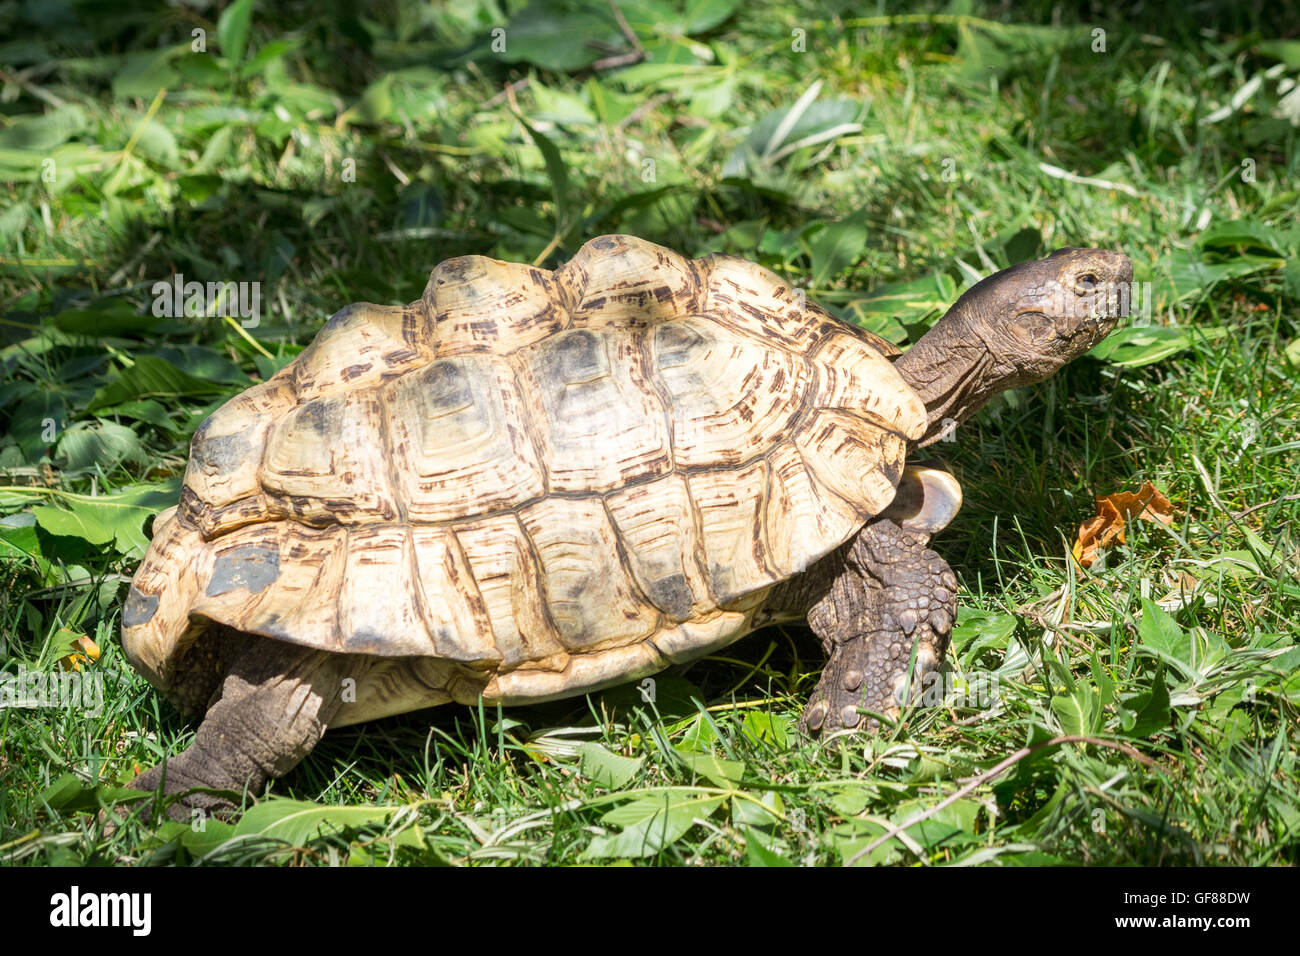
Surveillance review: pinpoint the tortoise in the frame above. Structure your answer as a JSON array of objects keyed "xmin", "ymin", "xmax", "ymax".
[{"xmin": 121, "ymin": 235, "xmax": 1131, "ymax": 818}]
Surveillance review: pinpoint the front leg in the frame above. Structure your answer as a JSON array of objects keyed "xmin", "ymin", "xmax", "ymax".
[{"xmin": 799, "ymin": 518, "xmax": 958, "ymax": 735}]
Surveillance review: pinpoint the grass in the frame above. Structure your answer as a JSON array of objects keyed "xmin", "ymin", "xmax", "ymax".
[{"xmin": 1, "ymin": 0, "xmax": 1298, "ymax": 865}]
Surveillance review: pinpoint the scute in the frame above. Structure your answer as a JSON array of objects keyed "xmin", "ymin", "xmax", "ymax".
[
  {"xmin": 180, "ymin": 375, "xmax": 293, "ymax": 538},
  {"xmin": 687, "ymin": 459, "xmax": 775, "ymax": 604},
  {"xmin": 293, "ymin": 302, "xmax": 431, "ymax": 402},
  {"xmin": 517, "ymin": 328, "xmax": 670, "ymax": 493},
  {"xmin": 651, "ymin": 315, "xmax": 808, "ymax": 467},
  {"xmin": 424, "ymin": 255, "xmax": 563, "ymax": 355},
  {"xmin": 556, "ymin": 234, "xmax": 700, "ymax": 325},
  {"xmin": 384, "ymin": 353, "xmax": 545, "ymax": 520},
  {"xmin": 261, "ymin": 389, "xmax": 399, "ymax": 524},
  {"xmin": 518, "ymin": 496, "xmax": 660, "ymax": 651},
  {"xmin": 453, "ymin": 513, "xmax": 564, "ymax": 667},
  {"xmin": 123, "ymin": 234, "xmax": 928, "ymax": 719},
  {"xmin": 605, "ymin": 474, "xmax": 711, "ymax": 621}
]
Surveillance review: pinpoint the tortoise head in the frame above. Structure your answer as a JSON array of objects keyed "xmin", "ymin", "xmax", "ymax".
[{"xmin": 894, "ymin": 247, "xmax": 1133, "ymax": 446}]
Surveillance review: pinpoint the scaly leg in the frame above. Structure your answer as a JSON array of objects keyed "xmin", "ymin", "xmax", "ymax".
[
  {"xmin": 129, "ymin": 639, "xmax": 366, "ymax": 820},
  {"xmin": 799, "ymin": 518, "xmax": 958, "ymax": 735}
]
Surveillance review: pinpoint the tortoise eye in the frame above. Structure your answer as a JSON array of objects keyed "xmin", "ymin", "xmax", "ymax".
[{"xmin": 1075, "ymin": 274, "xmax": 1098, "ymax": 294}]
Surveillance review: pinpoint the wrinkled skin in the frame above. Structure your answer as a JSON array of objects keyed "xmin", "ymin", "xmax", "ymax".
[{"xmin": 895, "ymin": 247, "xmax": 1133, "ymax": 445}]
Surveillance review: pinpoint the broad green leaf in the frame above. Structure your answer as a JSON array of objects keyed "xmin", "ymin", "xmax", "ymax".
[
  {"xmin": 0, "ymin": 519, "xmax": 45, "ymax": 563},
  {"xmin": 87, "ymin": 355, "xmax": 233, "ymax": 411},
  {"xmin": 240, "ymin": 37, "xmax": 301, "ymax": 79},
  {"xmin": 739, "ymin": 711, "xmax": 791, "ymax": 747},
  {"xmin": 1198, "ymin": 219, "xmax": 1291, "ymax": 257},
  {"xmin": 153, "ymin": 820, "xmax": 240, "ymax": 858},
  {"xmin": 112, "ymin": 46, "xmax": 183, "ymax": 99},
  {"xmin": 1257, "ymin": 39, "xmax": 1300, "ymax": 67},
  {"xmin": 830, "ymin": 821, "xmax": 899, "ymax": 866},
  {"xmin": 1088, "ymin": 324, "xmax": 1228, "ymax": 367},
  {"xmin": 806, "ymin": 218, "xmax": 868, "ymax": 286},
  {"xmin": 1137, "ymin": 599, "xmax": 1190, "ymax": 664},
  {"xmin": 577, "ymin": 741, "xmax": 643, "ymax": 789},
  {"xmin": 723, "ymin": 92, "xmax": 862, "ymax": 177},
  {"xmin": 488, "ymin": 1, "xmax": 625, "ymax": 72},
  {"xmin": 1050, "ymin": 684, "xmax": 1097, "ymax": 736},
  {"xmin": 530, "ymin": 81, "xmax": 597, "ymax": 126},
  {"xmin": 674, "ymin": 748, "xmax": 744, "ymax": 787},
  {"xmin": 132, "ymin": 119, "xmax": 180, "ymax": 168},
  {"xmin": 49, "ymin": 300, "xmax": 164, "ymax": 336},
  {"xmin": 1120, "ymin": 669, "xmax": 1171, "ymax": 738},
  {"xmin": 517, "ymin": 116, "xmax": 569, "ymax": 232},
  {"xmin": 847, "ymin": 271, "xmax": 957, "ymax": 342},
  {"xmin": 582, "ymin": 792, "xmax": 726, "ymax": 859},
  {"xmin": 191, "ymin": 126, "xmax": 234, "ymax": 175},
  {"xmin": 233, "ymin": 797, "xmax": 396, "ymax": 845},
  {"xmin": 38, "ymin": 773, "xmax": 150, "ymax": 812},
  {"xmin": 29, "ymin": 480, "xmax": 180, "ymax": 556},
  {"xmin": 950, "ymin": 607, "xmax": 1018, "ymax": 659},
  {"xmin": 217, "ymin": 0, "xmax": 256, "ymax": 69},
  {"xmin": 55, "ymin": 420, "xmax": 148, "ymax": 473},
  {"xmin": 32, "ymin": 503, "xmax": 114, "ymax": 545},
  {"xmin": 1153, "ymin": 249, "xmax": 1282, "ymax": 306},
  {"xmin": 731, "ymin": 790, "xmax": 782, "ymax": 828},
  {"xmin": 744, "ymin": 828, "xmax": 794, "ymax": 866},
  {"xmin": 0, "ymin": 105, "xmax": 87, "ymax": 151},
  {"xmin": 684, "ymin": 0, "xmax": 739, "ymax": 33},
  {"xmin": 828, "ymin": 786, "xmax": 871, "ymax": 816}
]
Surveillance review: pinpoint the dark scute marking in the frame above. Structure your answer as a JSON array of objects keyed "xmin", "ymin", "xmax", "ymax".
[
  {"xmin": 592, "ymin": 236, "xmax": 621, "ymax": 251},
  {"xmin": 708, "ymin": 563, "xmax": 741, "ymax": 604},
  {"xmin": 382, "ymin": 347, "xmax": 419, "ymax": 366},
  {"xmin": 122, "ymin": 587, "xmax": 159, "ymax": 628},
  {"xmin": 647, "ymin": 573, "xmax": 693, "ymax": 621},
  {"xmin": 547, "ymin": 329, "xmax": 605, "ymax": 382},
  {"xmin": 296, "ymin": 397, "xmax": 343, "ymax": 442},
  {"xmin": 321, "ymin": 304, "xmax": 359, "ymax": 335},
  {"xmin": 437, "ymin": 257, "xmax": 476, "ymax": 282},
  {"xmin": 343, "ymin": 629, "xmax": 395, "ymax": 655},
  {"xmin": 342, "ymin": 362, "xmax": 372, "ymax": 381},
  {"xmin": 881, "ymin": 456, "xmax": 902, "ymax": 487},
  {"xmin": 654, "ymin": 322, "xmax": 706, "ymax": 367},
  {"xmin": 422, "ymin": 361, "xmax": 474, "ymax": 412},
  {"xmin": 206, "ymin": 545, "xmax": 281, "ymax": 597},
  {"xmin": 192, "ymin": 424, "xmax": 253, "ymax": 476},
  {"xmin": 550, "ymin": 571, "xmax": 599, "ymax": 647}
]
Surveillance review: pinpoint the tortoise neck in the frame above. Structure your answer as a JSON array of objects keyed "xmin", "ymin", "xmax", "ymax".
[{"xmin": 893, "ymin": 316, "xmax": 999, "ymax": 447}]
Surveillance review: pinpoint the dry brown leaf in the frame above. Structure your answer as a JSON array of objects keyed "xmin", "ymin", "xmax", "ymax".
[
  {"xmin": 1072, "ymin": 481, "xmax": 1174, "ymax": 567},
  {"xmin": 58, "ymin": 631, "xmax": 101, "ymax": 672}
]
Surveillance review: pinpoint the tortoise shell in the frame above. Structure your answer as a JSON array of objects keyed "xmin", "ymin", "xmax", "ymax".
[{"xmin": 122, "ymin": 236, "xmax": 925, "ymax": 721}]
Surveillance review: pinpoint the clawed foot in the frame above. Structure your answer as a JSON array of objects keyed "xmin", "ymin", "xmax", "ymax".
[
  {"xmin": 799, "ymin": 520, "xmax": 958, "ymax": 738},
  {"xmin": 126, "ymin": 760, "xmax": 246, "ymax": 823},
  {"xmin": 799, "ymin": 631, "xmax": 938, "ymax": 735}
]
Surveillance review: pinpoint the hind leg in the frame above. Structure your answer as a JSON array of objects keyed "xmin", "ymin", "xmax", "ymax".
[{"xmin": 130, "ymin": 640, "xmax": 367, "ymax": 821}]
